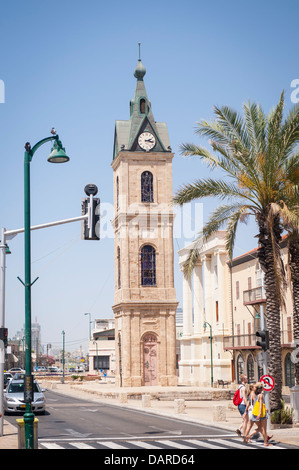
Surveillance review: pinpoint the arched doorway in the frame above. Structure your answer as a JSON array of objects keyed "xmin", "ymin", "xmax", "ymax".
[{"xmin": 143, "ymin": 334, "xmax": 158, "ymax": 386}]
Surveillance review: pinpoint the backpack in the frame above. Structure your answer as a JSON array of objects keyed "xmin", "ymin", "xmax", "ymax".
[{"xmin": 233, "ymin": 385, "xmax": 244, "ymax": 406}]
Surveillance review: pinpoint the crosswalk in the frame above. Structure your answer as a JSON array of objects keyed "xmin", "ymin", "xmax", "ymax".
[{"xmin": 39, "ymin": 436, "xmax": 287, "ymax": 450}]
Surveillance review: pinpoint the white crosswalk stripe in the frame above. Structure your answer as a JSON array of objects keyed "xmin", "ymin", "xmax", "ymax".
[
  {"xmin": 41, "ymin": 442, "xmax": 65, "ymax": 449},
  {"xmin": 130, "ymin": 440, "xmax": 163, "ymax": 449},
  {"xmin": 98, "ymin": 441, "xmax": 131, "ymax": 449},
  {"xmin": 70, "ymin": 442, "xmax": 96, "ymax": 449},
  {"xmin": 155, "ymin": 440, "xmax": 196, "ymax": 449},
  {"xmin": 39, "ymin": 437, "xmax": 288, "ymax": 450}
]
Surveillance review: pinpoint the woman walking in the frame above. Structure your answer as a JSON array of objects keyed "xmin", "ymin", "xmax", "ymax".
[{"xmin": 244, "ymin": 382, "xmax": 272, "ymax": 446}]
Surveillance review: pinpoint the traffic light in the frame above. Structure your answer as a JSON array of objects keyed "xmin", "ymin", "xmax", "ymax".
[
  {"xmin": 81, "ymin": 184, "xmax": 100, "ymax": 240},
  {"xmin": 256, "ymin": 329, "xmax": 269, "ymax": 351},
  {"xmin": 0, "ymin": 327, "xmax": 8, "ymax": 347}
]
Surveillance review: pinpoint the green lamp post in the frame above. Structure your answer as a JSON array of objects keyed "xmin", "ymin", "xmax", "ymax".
[
  {"xmin": 21, "ymin": 132, "xmax": 69, "ymax": 449},
  {"xmin": 203, "ymin": 321, "xmax": 213, "ymax": 388}
]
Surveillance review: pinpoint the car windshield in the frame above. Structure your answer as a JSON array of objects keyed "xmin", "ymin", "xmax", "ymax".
[{"xmin": 8, "ymin": 382, "xmax": 41, "ymax": 393}]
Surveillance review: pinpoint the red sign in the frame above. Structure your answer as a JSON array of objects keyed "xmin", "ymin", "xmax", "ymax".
[{"xmin": 260, "ymin": 374, "xmax": 275, "ymax": 391}]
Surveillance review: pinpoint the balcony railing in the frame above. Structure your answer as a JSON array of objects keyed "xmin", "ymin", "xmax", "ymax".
[
  {"xmin": 223, "ymin": 334, "xmax": 257, "ymax": 350},
  {"xmin": 243, "ymin": 286, "xmax": 266, "ymax": 305},
  {"xmin": 223, "ymin": 330, "xmax": 293, "ymax": 350}
]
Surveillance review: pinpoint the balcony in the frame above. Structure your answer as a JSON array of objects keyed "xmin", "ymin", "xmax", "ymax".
[
  {"xmin": 223, "ymin": 330, "xmax": 293, "ymax": 350},
  {"xmin": 243, "ymin": 286, "xmax": 266, "ymax": 305},
  {"xmin": 223, "ymin": 334, "xmax": 258, "ymax": 350}
]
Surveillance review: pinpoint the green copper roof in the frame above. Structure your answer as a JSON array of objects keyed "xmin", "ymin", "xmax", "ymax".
[{"xmin": 113, "ymin": 49, "xmax": 171, "ymax": 159}]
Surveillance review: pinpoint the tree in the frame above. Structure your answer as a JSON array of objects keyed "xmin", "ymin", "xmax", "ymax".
[{"xmin": 173, "ymin": 92, "xmax": 299, "ymax": 410}]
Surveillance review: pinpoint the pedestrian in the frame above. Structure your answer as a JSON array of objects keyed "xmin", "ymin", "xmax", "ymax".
[
  {"xmin": 244, "ymin": 382, "xmax": 272, "ymax": 446},
  {"xmin": 243, "ymin": 383, "xmax": 259, "ymax": 442},
  {"xmin": 235, "ymin": 374, "xmax": 248, "ymax": 437}
]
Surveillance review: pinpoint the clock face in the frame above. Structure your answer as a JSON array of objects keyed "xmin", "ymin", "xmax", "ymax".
[{"xmin": 138, "ymin": 132, "xmax": 156, "ymax": 151}]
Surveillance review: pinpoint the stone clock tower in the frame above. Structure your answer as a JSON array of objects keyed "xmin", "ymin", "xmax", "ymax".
[{"xmin": 111, "ymin": 52, "xmax": 178, "ymax": 387}]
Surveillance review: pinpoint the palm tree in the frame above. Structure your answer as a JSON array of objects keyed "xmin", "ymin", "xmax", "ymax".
[
  {"xmin": 173, "ymin": 92, "xmax": 299, "ymax": 410},
  {"xmin": 279, "ymin": 181, "xmax": 299, "ymax": 384}
]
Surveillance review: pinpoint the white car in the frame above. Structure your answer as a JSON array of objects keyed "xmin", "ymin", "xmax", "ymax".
[
  {"xmin": 8, "ymin": 368, "xmax": 25, "ymax": 376},
  {"xmin": 4, "ymin": 379, "xmax": 46, "ymax": 414}
]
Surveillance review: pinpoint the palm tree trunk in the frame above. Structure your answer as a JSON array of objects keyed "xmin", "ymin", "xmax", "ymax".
[
  {"xmin": 257, "ymin": 213, "xmax": 283, "ymax": 411},
  {"xmin": 289, "ymin": 238, "xmax": 299, "ymax": 385}
]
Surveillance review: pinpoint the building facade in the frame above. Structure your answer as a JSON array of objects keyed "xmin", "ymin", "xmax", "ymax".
[
  {"xmin": 111, "ymin": 54, "xmax": 178, "ymax": 387},
  {"xmin": 88, "ymin": 319, "xmax": 116, "ymax": 374},
  {"xmin": 178, "ymin": 232, "xmax": 295, "ymax": 388},
  {"xmin": 178, "ymin": 231, "xmax": 232, "ymax": 386}
]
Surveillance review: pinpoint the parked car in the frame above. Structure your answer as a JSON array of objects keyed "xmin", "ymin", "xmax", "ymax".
[
  {"xmin": 48, "ymin": 367, "xmax": 59, "ymax": 373},
  {"xmin": 4, "ymin": 379, "xmax": 46, "ymax": 415},
  {"xmin": 4, "ymin": 373, "xmax": 13, "ymax": 388},
  {"xmin": 8, "ymin": 368, "xmax": 25, "ymax": 376},
  {"xmin": 36, "ymin": 366, "xmax": 47, "ymax": 372}
]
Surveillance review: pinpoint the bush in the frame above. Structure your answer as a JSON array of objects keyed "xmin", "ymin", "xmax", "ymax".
[
  {"xmin": 271, "ymin": 400, "xmax": 294, "ymax": 425},
  {"xmin": 71, "ymin": 374, "xmax": 84, "ymax": 381}
]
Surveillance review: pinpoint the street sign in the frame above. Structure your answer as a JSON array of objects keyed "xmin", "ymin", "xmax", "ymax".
[{"xmin": 260, "ymin": 374, "xmax": 275, "ymax": 391}]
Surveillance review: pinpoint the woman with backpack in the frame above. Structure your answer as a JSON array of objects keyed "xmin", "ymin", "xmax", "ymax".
[{"xmin": 235, "ymin": 374, "xmax": 249, "ymax": 437}]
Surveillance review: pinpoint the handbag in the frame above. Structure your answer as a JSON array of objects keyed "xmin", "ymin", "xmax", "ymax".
[{"xmin": 253, "ymin": 400, "xmax": 265, "ymax": 418}]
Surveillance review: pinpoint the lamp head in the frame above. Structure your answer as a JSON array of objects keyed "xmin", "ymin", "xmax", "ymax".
[{"xmin": 48, "ymin": 138, "xmax": 69, "ymax": 163}]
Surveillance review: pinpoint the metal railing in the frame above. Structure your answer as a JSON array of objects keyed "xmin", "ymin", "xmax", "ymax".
[
  {"xmin": 243, "ymin": 286, "xmax": 266, "ymax": 305},
  {"xmin": 223, "ymin": 330, "xmax": 293, "ymax": 350}
]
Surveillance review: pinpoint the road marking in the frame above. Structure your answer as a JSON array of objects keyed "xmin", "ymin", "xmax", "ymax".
[
  {"xmin": 156, "ymin": 440, "xmax": 195, "ymax": 449},
  {"xmin": 98, "ymin": 441, "xmax": 130, "ymax": 449},
  {"xmin": 42, "ymin": 443, "xmax": 65, "ymax": 449},
  {"xmin": 193, "ymin": 439, "xmax": 226, "ymax": 449},
  {"xmin": 215, "ymin": 439, "xmax": 254, "ymax": 450},
  {"xmin": 130, "ymin": 440, "xmax": 162, "ymax": 449},
  {"xmin": 70, "ymin": 442, "xmax": 96, "ymax": 449}
]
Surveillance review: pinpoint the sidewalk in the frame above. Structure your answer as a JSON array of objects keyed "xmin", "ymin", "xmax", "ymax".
[{"xmin": 1, "ymin": 380, "xmax": 299, "ymax": 449}]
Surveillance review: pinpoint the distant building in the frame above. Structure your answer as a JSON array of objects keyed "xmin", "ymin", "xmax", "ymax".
[{"xmin": 88, "ymin": 319, "xmax": 116, "ymax": 374}]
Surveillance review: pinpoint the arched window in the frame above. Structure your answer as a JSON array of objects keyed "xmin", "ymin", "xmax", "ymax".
[
  {"xmin": 117, "ymin": 246, "xmax": 121, "ymax": 289},
  {"xmin": 236, "ymin": 354, "xmax": 244, "ymax": 383},
  {"xmin": 116, "ymin": 176, "xmax": 119, "ymax": 210},
  {"xmin": 247, "ymin": 354, "xmax": 255, "ymax": 383},
  {"xmin": 285, "ymin": 353, "xmax": 295, "ymax": 387},
  {"xmin": 141, "ymin": 171, "xmax": 153, "ymax": 203},
  {"xmin": 140, "ymin": 98, "xmax": 146, "ymax": 114},
  {"xmin": 141, "ymin": 245, "xmax": 156, "ymax": 286}
]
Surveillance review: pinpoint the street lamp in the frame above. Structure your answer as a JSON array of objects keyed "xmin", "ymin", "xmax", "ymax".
[
  {"xmin": 61, "ymin": 330, "xmax": 65, "ymax": 384},
  {"xmin": 93, "ymin": 340, "xmax": 98, "ymax": 374},
  {"xmin": 203, "ymin": 321, "xmax": 213, "ymax": 388},
  {"xmin": 84, "ymin": 312, "xmax": 92, "ymax": 341},
  {"xmin": 20, "ymin": 132, "xmax": 69, "ymax": 449}
]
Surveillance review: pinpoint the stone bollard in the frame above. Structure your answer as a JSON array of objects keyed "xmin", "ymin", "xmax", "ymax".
[
  {"xmin": 174, "ymin": 398, "xmax": 186, "ymax": 414},
  {"xmin": 142, "ymin": 394, "xmax": 151, "ymax": 408},
  {"xmin": 119, "ymin": 393, "xmax": 128, "ymax": 404},
  {"xmin": 213, "ymin": 404, "xmax": 226, "ymax": 422}
]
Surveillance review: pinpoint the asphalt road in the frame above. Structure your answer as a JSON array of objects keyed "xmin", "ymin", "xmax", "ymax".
[{"xmin": 4, "ymin": 390, "xmax": 296, "ymax": 451}]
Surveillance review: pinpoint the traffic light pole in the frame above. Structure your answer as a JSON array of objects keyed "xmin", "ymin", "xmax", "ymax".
[
  {"xmin": 0, "ymin": 228, "xmax": 7, "ymax": 436},
  {"xmin": 259, "ymin": 304, "xmax": 271, "ymax": 431},
  {"xmin": 0, "ymin": 213, "xmax": 88, "ymax": 432}
]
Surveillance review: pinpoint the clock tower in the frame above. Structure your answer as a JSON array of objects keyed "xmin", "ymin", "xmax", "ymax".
[{"xmin": 111, "ymin": 50, "xmax": 178, "ymax": 387}]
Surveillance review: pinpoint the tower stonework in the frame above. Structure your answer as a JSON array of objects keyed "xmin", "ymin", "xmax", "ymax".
[{"xmin": 111, "ymin": 54, "xmax": 178, "ymax": 387}]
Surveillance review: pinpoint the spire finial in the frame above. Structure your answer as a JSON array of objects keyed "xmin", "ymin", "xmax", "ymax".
[{"xmin": 134, "ymin": 43, "xmax": 146, "ymax": 80}]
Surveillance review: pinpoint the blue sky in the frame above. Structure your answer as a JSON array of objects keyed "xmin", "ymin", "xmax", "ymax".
[{"xmin": 0, "ymin": 0, "xmax": 298, "ymax": 353}]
